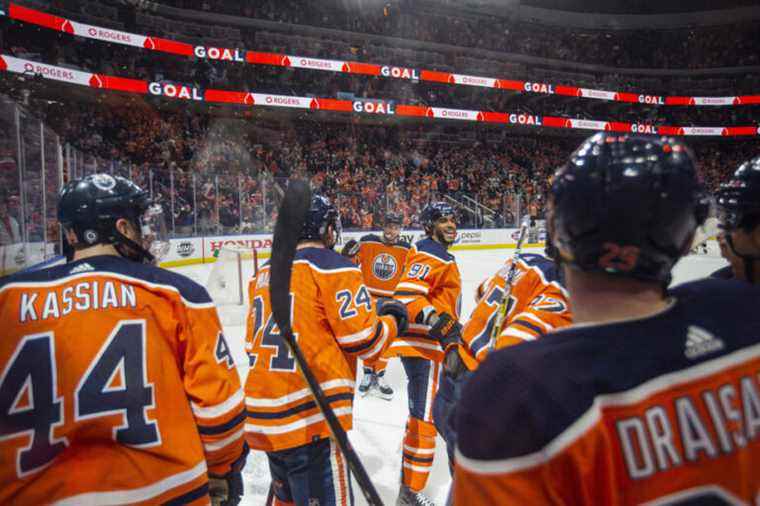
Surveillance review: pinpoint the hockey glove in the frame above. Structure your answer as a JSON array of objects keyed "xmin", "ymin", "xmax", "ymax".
[
  {"xmin": 429, "ymin": 312, "xmax": 463, "ymax": 349},
  {"xmin": 209, "ymin": 471, "xmax": 244, "ymax": 506},
  {"xmin": 376, "ymin": 298, "xmax": 409, "ymax": 335},
  {"xmin": 443, "ymin": 347, "xmax": 468, "ymax": 378},
  {"xmin": 341, "ymin": 239, "xmax": 359, "ymax": 258}
]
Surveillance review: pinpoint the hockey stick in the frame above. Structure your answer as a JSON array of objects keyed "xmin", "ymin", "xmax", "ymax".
[
  {"xmin": 488, "ymin": 219, "xmax": 530, "ymax": 351},
  {"xmin": 269, "ymin": 179, "xmax": 385, "ymax": 506}
]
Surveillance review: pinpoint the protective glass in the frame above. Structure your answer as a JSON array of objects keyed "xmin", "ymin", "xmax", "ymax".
[{"xmin": 140, "ymin": 204, "xmax": 170, "ymax": 261}]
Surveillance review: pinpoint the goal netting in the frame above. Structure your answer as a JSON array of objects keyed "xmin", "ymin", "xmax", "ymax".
[
  {"xmin": 689, "ymin": 216, "xmax": 721, "ymax": 257},
  {"xmin": 205, "ymin": 245, "xmax": 259, "ymax": 325}
]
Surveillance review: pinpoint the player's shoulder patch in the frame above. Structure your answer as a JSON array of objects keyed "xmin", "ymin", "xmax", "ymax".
[
  {"xmin": 295, "ymin": 247, "xmax": 358, "ymax": 272},
  {"xmin": 518, "ymin": 253, "xmax": 562, "ymax": 284},
  {"xmin": 0, "ymin": 255, "xmax": 212, "ymax": 304},
  {"xmin": 107, "ymin": 256, "xmax": 212, "ymax": 304},
  {"xmin": 415, "ymin": 237, "xmax": 454, "ymax": 263},
  {"xmin": 458, "ymin": 340, "xmax": 590, "ymax": 460},
  {"xmin": 360, "ymin": 234, "xmax": 383, "ymax": 243}
]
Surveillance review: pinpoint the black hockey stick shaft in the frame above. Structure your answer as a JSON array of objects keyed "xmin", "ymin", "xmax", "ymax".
[{"xmin": 269, "ymin": 179, "xmax": 384, "ymax": 506}]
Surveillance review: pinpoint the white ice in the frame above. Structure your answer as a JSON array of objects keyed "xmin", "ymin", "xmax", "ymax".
[{"xmin": 174, "ymin": 246, "xmax": 727, "ymax": 505}]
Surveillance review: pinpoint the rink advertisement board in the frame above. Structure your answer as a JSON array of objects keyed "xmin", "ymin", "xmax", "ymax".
[{"xmin": 158, "ymin": 228, "xmax": 545, "ymax": 268}]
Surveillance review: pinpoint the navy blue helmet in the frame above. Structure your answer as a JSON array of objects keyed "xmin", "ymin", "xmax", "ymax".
[
  {"xmin": 420, "ymin": 202, "xmax": 456, "ymax": 235},
  {"xmin": 549, "ymin": 133, "xmax": 707, "ymax": 283},
  {"xmin": 716, "ymin": 156, "xmax": 760, "ymax": 232},
  {"xmin": 300, "ymin": 194, "xmax": 341, "ymax": 243},
  {"xmin": 384, "ymin": 212, "xmax": 403, "ymax": 225},
  {"xmin": 58, "ymin": 173, "xmax": 167, "ymax": 263}
]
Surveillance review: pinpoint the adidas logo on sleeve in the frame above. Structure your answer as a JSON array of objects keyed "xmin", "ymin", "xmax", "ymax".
[{"xmin": 684, "ymin": 325, "xmax": 725, "ymax": 359}]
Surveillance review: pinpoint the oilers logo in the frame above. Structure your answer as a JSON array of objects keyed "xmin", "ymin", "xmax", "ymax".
[{"xmin": 372, "ymin": 253, "xmax": 397, "ymax": 281}]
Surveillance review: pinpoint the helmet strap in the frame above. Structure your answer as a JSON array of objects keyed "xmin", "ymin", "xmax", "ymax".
[
  {"xmin": 113, "ymin": 227, "xmax": 155, "ymax": 264},
  {"xmin": 725, "ymin": 233, "xmax": 760, "ymax": 283}
]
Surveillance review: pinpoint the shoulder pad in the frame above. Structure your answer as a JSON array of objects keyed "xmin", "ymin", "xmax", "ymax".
[
  {"xmin": 517, "ymin": 253, "xmax": 562, "ymax": 284},
  {"xmin": 669, "ymin": 277, "xmax": 759, "ymax": 299},
  {"xmin": 710, "ymin": 265, "xmax": 734, "ymax": 280},
  {"xmin": 415, "ymin": 238, "xmax": 455, "ymax": 263},
  {"xmin": 396, "ymin": 240, "xmax": 412, "ymax": 249},
  {"xmin": 360, "ymin": 234, "xmax": 383, "ymax": 243},
  {"xmin": 295, "ymin": 247, "xmax": 357, "ymax": 271},
  {"xmin": 0, "ymin": 255, "xmax": 212, "ymax": 304}
]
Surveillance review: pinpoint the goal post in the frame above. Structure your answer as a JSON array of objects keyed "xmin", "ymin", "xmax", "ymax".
[{"xmin": 205, "ymin": 245, "xmax": 259, "ymax": 324}]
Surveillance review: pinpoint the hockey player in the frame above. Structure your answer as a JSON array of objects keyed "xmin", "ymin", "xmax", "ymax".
[
  {"xmin": 0, "ymin": 174, "xmax": 247, "ymax": 505},
  {"xmin": 244, "ymin": 195, "xmax": 409, "ymax": 506},
  {"xmin": 392, "ymin": 202, "xmax": 463, "ymax": 506},
  {"xmin": 342, "ymin": 212, "xmax": 411, "ymax": 400},
  {"xmin": 454, "ymin": 133, "xmax": 760, "ymax": 504},
  {"xmin": 432, "ymin": 249, "xmax": 573, "ymax": 471},
  {"xmin": 715, "ymin": 156, "xmax": 760, "ymax": 283}
]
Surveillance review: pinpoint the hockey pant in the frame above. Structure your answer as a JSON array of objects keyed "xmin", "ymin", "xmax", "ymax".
[
  {"xmin": 266, "ymin": 437, "xmax": 353, "ymax": 506},
  {"xmin": 361, "ymin": 356, "xmax": 388, "ymax": 376},
  {"xmin": 400, "ymin": 356, "xmax": 441, "ymax": 492},
  {"xmin": 433, "ymin": 369, "xmax": 473, "ymax": 475}
]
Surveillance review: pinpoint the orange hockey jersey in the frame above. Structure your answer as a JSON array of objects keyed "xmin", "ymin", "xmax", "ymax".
[
  {"xmin": 244, "ymin": 247, "xmax": 400, "ymax": 452},
  {"xmin": 391, "ymin": 238, "xmax": 461, "ymax": 361},
  {"xmin": 454, "ymin": 278, "xmax": 760, "ymax": 505},
  {"xmin": 0, "ymin": 255, "xmax": 245, "ymax": 506},
  {"xmin": 458, "ymin": 253, "xmax": 572, "ymax": 368},
  {"xmin": 353, "ymin": 234, "xmax": 410, "ymax": 298}
]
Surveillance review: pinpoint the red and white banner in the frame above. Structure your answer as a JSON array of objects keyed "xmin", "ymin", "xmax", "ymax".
[
  {"xmin": 2, "ymin": 54, "xmax": 757, "ymax": 137},
  {"xmin": 6, "ymin": 3, "xmax": 759, "ymax": 108}
]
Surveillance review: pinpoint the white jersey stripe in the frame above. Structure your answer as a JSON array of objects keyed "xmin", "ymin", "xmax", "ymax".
[
  {"xmin": 0, "ymin": 271, "xmax": 216, "ymax": 310},
  {"xmin": 53, "ymin": 461, "xmax": 207, "ymax": 505},
  {"xmin": 246, "ymin": 379, "xmax": 355, "ymax": 408},
  {"xmin": 403, "ymin": 444, "xmax": 436, "ymax": 455},
  {"xmin": 402, "ymin": 462, "xmax": 434, "ymax": 473},
  {"xmin": 396, "ymin": 281, "xmax": 429, "ymax": 294},
  {"xmin": 192, "ymin": 388, "xmax": 243, "ymax": 419},
  {"xmin": 456, "ymin": 342, "xmax": 760, "ymax": 476},
  {"xmin": 245, "ymin": 406, "xmax": 353, "ymax": 435},
  {"xmin": 336, "ymin": 326, "xmax": 374, "ymax": 345},
  {"xmin": 500, "ymin": 327, "xmax": 537, "ymax": 341},
  {"xmin": 359, "ymin": 321, "xmax": 389, "ymax": 361},
  {"xmin": 203, "ymin": 427, "xmax": 244, "ymax": 452}
]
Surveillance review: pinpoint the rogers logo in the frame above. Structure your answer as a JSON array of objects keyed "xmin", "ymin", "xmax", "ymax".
[
  {"xmin": 265, "ymin": 96, "xmax": 301, "ymax": 106},
  {"xmin": 88, "ymin": 28, "xmax": 97, "ymax": 36},
  {"xmin": 299, "ymin": 58, "xmax": 334, "ymax": 69},
  {"xmin": 441, "ymin": 110, "xmax": 469, "ymax": 118},
  {"xmin": 461, "ymin": 76, "xmax": 489, "ymax": 86},
  {"xmin": 23, "ymin": 62, "xmax": 74, "ymax": 81}
]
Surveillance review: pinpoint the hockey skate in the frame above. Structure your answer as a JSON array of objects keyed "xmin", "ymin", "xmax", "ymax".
[
  {"xmin": 372, "ymin": 372, "xmax": 394, "ymax": 401},
  {"xmin": 358, "ymin": 368, "xmax": 373, "ymax": 397},
  {"xmin": 397, "ymin": 484, "xmax": 435, "ymax": 506}
]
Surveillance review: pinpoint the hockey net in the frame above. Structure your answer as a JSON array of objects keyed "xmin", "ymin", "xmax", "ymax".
[
  {"xmin": 206, "ymin": 245, "xmax": 259, "ymax": 325},
  {"xmin": 689, "ymin": 216, "xmax": 722, "ymax": 257}
]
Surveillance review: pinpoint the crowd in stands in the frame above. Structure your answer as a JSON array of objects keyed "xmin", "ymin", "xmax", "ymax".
[
  {"xmin": 0, "ymin": 1, "xmax": 757, "ymax": 239},
  {"xmin": 150, "ymin": 0, "xmax": 760, "ymax": 70},
  {"xmin": 4, "ymin": 20, "xmax": 758, "ymax": 132},
  {"xmin": 2, "ymin": 83, "xmax": 758, "ymax": 240}
]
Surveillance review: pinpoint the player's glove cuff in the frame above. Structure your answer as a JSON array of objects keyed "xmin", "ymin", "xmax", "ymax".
[
  {"xmin": 341, "ymin": 239, "xmax": 359, "ymax": 258},
  {"xmin": 377, "ymin": 298, "xmax": 409, "ymax": 335},
  {"xmin": 209, "ymin": 471, "xmax": 243, "ymax": 506},
  {"xmin": 429, "ymin": 312, "xmax": 462, "ymax": 348}
]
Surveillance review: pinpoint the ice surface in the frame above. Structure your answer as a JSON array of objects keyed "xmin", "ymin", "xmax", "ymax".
[{"xmin": 174, "ymin": 246, "xmax": 727, "ymax": 505}]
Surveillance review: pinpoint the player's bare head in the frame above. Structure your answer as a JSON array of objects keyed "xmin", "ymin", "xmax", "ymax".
[
  {"xmin": 421, "ymin": 202, "xmax": 457, "ymax": 247},
  {"xmin": 548, "ymin": 133, "xmax": 706, "ymax": 285},
  {"xmin": 383, "ymin": 212, "xmax": 403, "ymax": 243},
  {"xmin": 57, "ymin": 174, "xmax": 169, "ymax": 264},
  {"xmin": 716, "ymin": 157, "xmax": 760, "ymax": 283},
  {"xmin": 300, "ymin": 194, "xmax": 341, "ymax": 249}
]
